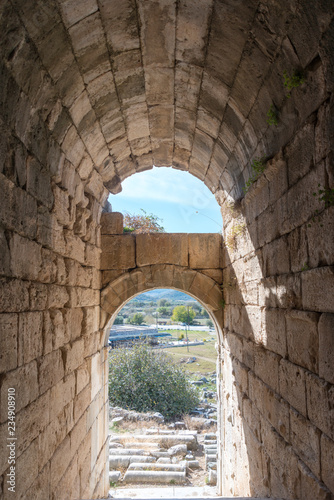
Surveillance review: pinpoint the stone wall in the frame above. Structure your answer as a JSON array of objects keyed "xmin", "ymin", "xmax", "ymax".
[
  {"xmin": 99, "ymin": 218, "xmax": 224, "ymax": 339},
  {"xmin": 0, "ymin": 3, "xmax": 110, "ymax": 497},
  {"xmin": 219, "ymin": 109, "xmax": 334, "ymax": 498}
]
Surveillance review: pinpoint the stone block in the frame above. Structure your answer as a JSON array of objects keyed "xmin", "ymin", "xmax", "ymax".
[
  {"xmin": 24, "ymin": 462, "xmax": 51, "ymax": 500},
  {"xmin": 50, "ymin": 435, "xmax": 71, "ymax": 491},
  {"xmin": 279, "ymin": 358, "xmax": 306, "ymax": 416},
  {"xmin": 285, "ymin": 122, "xmax": 315, "ymax": 187},
  {"xmin": 64, "ymin": 338, "xmax": 84, "ymax": 375},
  {"xmin": 298, "ymin": 459, "xmax": 332, "ymax": 500},
  {"xmin": 276, "ymin": 274, "xmax": 302, "ymax": 309},
  {"xmin": 101, "ymin": 234, "xmax": 135, "ymax": 270},
  {"xmin": 306, "ymin": 371, "xmax": 334, "ymax": 440},
  {"xmin": 50, "ymin": 372, "xmax": 76, "ymax": 417},
  {"xmin": 0, "ymin": 174, "xmax": 38, "ymax": 239},
  {"xmin": 262, "ymin": 236, "xmax": 290, "ymax": 277},
  {"xmin": 101, "ymin": 212, "xmax": 123, "ymax": 235},
  {"xmin": 38, "ymin": 349, "xmax": 65, "ymax": 395},
  {"xmin": 288, "ymin": 225, "xmax": 308, "ymax": 273},
  {"xmin": 0, "ymin": 226, "xmax": 10, "ymax": 276},
  {"xmin": 16, "ymin": 391, "xmax": 50, "ymax": 456},
  {"xmin": 319, "ymin": 313, "xmax": 334, "ymax": 384},
  {"xmin": 321, "ymin": 433, "xmax": 334, "ymax": 493},
  {"xmin": 254, "ymin": 347, "xmax": 280, "ymax": 393},
  {"xmin": 0, "ymin": 360, "xmax": 38, "ymax": 423},
  {"xmin": 263, "ymin": 308, "xmax": 287, "ymax": 358},
  {"xmin": 9, "ymin": 232, "xmax": 42, "ymax": 280},
  {"xmin": 0, "ymin": 313, "xmax": 18, "ymax": 373},
  {"xmin": 290, "ymin": 407, "xmax": 321, "ymax": 477},
  {"xmin": 286, "ymin": 309, "xmax": 319, "ymax": 373},
  {"xmin": 307, "ymin": 206, "xmax": 334, "ymax": 268},
  {"xmin": 278, "ymin": 162, "xmax": 326, "ymax": 236},
  {"xmin": 136, "ymin": 233, "xmax": 188, "ymax": 267},
  {"xmin": 47, "ymin": 285, "xmax": 69, "ymax": 309},
  {"xmin": 302, "ymin": 267, "xmax": 334, "ymax": 313},
  {"xmin": 26, "ymin": 156, "xmax": 54, "ymax": 209},
  {"xmin": 18, "ymin": 312, "xmax": 43, "ymax": 365},
  {"xmin": 6, "ymin": 438, "xmax": 39, "ymax": 499},
  {"xmin": 188, "ymin": 233, "xmax": 222, "ymax": 269},
  {"xmin": 29, "ymin": 282, "xmax": 48, "ymax": 311},
  {"xmin": 74, "ymin": 383, "xmax": 90, "ymax": 423}
]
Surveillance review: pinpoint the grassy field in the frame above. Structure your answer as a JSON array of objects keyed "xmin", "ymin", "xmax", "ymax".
[{"xmin": 164, "ymin": 340, "xmax": 217, "ymax": 375}]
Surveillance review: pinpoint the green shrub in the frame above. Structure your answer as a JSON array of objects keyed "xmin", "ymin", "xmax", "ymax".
[{"xmin": 108, "ymin": 340, "xmax": 200, "ymax": 420}]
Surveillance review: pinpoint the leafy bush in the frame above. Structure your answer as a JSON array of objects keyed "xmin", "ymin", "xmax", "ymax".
[{"xmin": 108, "ymin": 341, "xmax": 200, "ymax": 419}]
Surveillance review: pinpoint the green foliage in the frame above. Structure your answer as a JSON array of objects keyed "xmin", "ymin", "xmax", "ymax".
[
  {"xmin": 171, "ymin": 305, "xmax": 196, "ymax": 324},
  {"xmin": 157, "ymin": 306, "xmax": 171, "ymax": 316},
  {"xmin": 123, "ymin": 209, "xmax": 165, "ymax": 233},
  {"xmin": 206, "ymin": 319, "xmax": 214, "ymax": 328},
  {"xmin": 313, "ymin": 184, "xmax": 334, "ymax": 208},
  {"xmin": 113, "ymin": 316, "xmax": 124, "ymax": 325},
  {"xmin": 225, "ymin": 222, "xmax": 246, "ymax": 250},
  {"xmin": 283, "ymin": 70, "xmax": 305, "ymax": 97},
  {"xmin": 243, "ymin": 157, "xmax": 266, "ymax": 194},
  {"xmin": 129, "ymin": 312, "xmax": 145, "ymax": 325},
  {"xmin": 267, "ymin": 104, "xmax": 278, "ymax": 126},
  {"xmin": 309, "ymin": 184, "xmax": 334, "ymax": 227},
  {"xmin": 108, "ymin": 341, "xmax": 200, "ymax": 419}
]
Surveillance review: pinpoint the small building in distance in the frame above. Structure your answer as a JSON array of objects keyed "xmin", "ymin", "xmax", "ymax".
[{"xmin": 108, "ymin": 325, "xmax": 172, "ymax": 348}]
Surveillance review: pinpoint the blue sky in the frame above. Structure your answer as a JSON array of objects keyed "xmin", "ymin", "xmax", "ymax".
[{"xmin": 108, "ymin": 167, "xmax": 222, "ymax": 233}]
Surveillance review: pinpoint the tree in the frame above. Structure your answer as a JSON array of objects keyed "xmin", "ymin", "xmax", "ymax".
[
  {"xmin": 206, "ymin": 319, "xmax": 214, "ymax": 328},
  {"xmin": 157, "ymin": 298, "xmax": 169, "ymax": 307},
  {"xmin": 113, "ymin": 316, "xmax": 124, "ymax": 325},
  {"xmin": 129, "ymin": 313, "xmax": 145, "ymax": 325},
  {"xmin": 171, "ymin": 305, "xmax": 196, "ymax": 324},
  {"xmin": 108, "ymin": 340, "xmax": 199, "ymax": 419},
  {"xmin": 157, "ymin": 306, "xmax": 171, "ymax": 316},
  {"xmin": 123, "ymin": 209, "xmax": 165, "ymax": 233},
  {"xmin": 201, "ymin": 308, "xmax": 209, "ymax": 318}
]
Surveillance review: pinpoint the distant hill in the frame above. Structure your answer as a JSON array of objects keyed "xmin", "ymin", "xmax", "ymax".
[{"xmin": 132, "ymin": 289, "xmax": 194, "ymax": 302}]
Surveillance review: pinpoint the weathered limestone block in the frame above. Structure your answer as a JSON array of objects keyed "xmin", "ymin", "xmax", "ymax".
[
  {"xmin": 18, "ymin": 312, "xmax": 43, "ymax": 365},
  {"xmin": 0, "ymin": 313, "xmax": 18, "ymax": 373},
  {"xmin": 286, "ymin": 310, "xmax": 319, "ymax": 373},
  {"xmin": 302, "ymin": 267, "xmax": 334, "ymax": 313},
  {"xmin": 188, "ymin": 233, "xmax": 222, "ymax": 269},
  {"xmin": 101, "ymin": 212, "xmax": 123, "ymax": 235},
  {"xmin": 0, "ymin": 174, "xmax": 37, "ymax": 239},
  {"xmin": 16, "ymin": 391, "xmax": 50, "ymax": 457},
  {"xmin": 50, "ymin": 372, "xmax": 76, "ymax": 417},
  {"xmin": 321, "ymin": 433, "xmax": 334, "ymax": 493},
  {"xmin": 26, "ymin": 156, "xmax": 54, "ymax": 209},
  {"xmin": 63, "ymin": 338, "xmax": 84, "ymax": 375},
  {"xmin": 279, "ymin": 358, "xmax": 307, "ymax": 416},
  {"xmin": 319, "ymin": 313, "xmax": 334, "ymax": 384},
  {"xmin": 38, "ymin": 349, "xmax": 65, "ymax": 395},
  {"xmin": 306, "ymin": 371, "xmax": 334, "ymax": 441},
  {"xmin": 136, "ymin": 233, "xmax": 188, "ymax": 267},
  {"xmin": 290, "ymin": 407, "xmax": 321, "ymax": 477},
  {"xmin": 307, "ymin": 206, "xmax": 334, "ymax": 268},
  {"xmin": 297, "ymin": 459, "xmax": 332, "ymax": 500},
  {"xmin": 0, "ymin": 360, "xmax": 38, "ymax": 422},
  {"xmin": 101, "ymin": 234, "xmax": 135, "ymax": 269}
]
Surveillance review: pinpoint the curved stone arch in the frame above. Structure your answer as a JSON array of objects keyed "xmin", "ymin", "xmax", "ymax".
[{"xmin": 100, "ymin": 264, "xmax": 224, "ymax": 347}]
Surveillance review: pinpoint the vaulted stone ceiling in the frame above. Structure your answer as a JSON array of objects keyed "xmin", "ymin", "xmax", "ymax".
[{"xmin": 1, "ymin": 0, "xmax": 332, "ymax": 201}]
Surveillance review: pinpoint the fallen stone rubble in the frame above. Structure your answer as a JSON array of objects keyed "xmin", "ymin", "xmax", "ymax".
[{"xmin": 109, "ymin": 428, "xmax": 218, "ymax": 487}]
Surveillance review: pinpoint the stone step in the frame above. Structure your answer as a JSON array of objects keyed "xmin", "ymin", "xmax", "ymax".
[
  {"xmin": 122, "ymin": 470, "xmax": 187, "ymax": 484},
  {"xmin": 109, "ymin": 448, "xmax": 149, "ymax": 456},
  {"xmin": 109, "ymin": 471, "xmax": 121, "ymax": 484},
  {"xmin": 180, "ymin": 459, "xmax": 200, "ymax": 469},
  {"xmin": 128, "ymin": 462, "xmax": 186, "ymax": 472},
  {"xmin": 114, "ymin": 433, "xmax": 198, "ymax": 450},
  {"xmin": 109, "ymin": 455, "xmax": 156, "ymax": 469}
]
